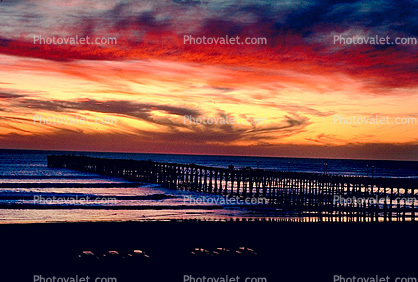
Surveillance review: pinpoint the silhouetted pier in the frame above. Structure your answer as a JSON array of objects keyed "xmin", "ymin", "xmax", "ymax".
[{"xmin": 47, "ymin": 155, "xmax": 418, "ymax": 221}]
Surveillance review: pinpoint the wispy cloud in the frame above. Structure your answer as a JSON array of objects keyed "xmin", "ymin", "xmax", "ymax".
[{"xmin": 0, "ymin": 0, "xmax": 416, "ymax": 159}]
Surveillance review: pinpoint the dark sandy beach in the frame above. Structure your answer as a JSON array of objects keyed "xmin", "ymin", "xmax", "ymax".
[{"xmin": 2, "ymin": 221, "xmax": 418, "ymax": 281}]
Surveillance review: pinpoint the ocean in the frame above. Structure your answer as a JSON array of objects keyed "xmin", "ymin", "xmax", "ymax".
[{"xmin": 0, "ymin": 149, "xmax": 417, "ymax": 223}]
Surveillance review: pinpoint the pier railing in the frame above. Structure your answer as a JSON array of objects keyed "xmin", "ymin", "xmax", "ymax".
[{"xmin": 47, "ymin": 155, "xmax": 418, "ymax": 220}]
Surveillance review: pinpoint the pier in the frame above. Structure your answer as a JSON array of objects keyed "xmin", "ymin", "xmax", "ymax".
[{"xmin": 47, "ymin": 155, "xmax": 418, "ymax": 221}]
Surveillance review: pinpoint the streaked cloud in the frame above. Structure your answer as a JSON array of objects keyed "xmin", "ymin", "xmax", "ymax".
[{"xmin": 0, "ymin": 0, "xmax": 416, "ymax": 159}]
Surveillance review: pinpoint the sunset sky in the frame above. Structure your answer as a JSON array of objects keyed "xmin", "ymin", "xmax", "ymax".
[{"xmin": 0, "ymin": 0, "xmax": 417, "ymax": 160}]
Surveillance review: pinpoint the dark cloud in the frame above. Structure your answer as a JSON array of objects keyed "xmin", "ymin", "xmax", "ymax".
[
  {"xmin": 14, "ymin": 98, "xmax": 199, "ymax": 116},
  {"xmin": 9, "ymin": 98, "xmax": 200, "ymax": 128},
  {"xmin": 136, "ymin": 11, "xmax": 164, "ymax": 28},
  {"xmin": 0, "ymin": 88, "xmax": 46, "ymax": 99},
  {"xmin": 209, "ymin": 87, "xmax": 234, "ymax": 92},
  {"xmin": 199, "ymin": 19, "xmax": 244, "ymax": 37},
  {"xmin": 263, "ymin": 103, "xmax": 336, "ymax": 117},
  {"xmin": 305, "ymin": 133, "xmax": 344, "ymax": 144},
  {"xmin": 180, "ymin": 111, "xmax": 310, "ymax": 144},
  {"xmin": 172, "ymin": 0, "xmax": 208, "ymax": 6},
  {"xmin": 0, "ymin": 92, "xmax": 24, "ymax": 99},
  {"xmin": 278, "ymin": 0, "xmax": 417, "ymax": 35}
]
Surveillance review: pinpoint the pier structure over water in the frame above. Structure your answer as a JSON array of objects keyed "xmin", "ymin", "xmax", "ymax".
[{"xmin": 47, "ymin": 155, "xmax": 418, "ymax": 221}]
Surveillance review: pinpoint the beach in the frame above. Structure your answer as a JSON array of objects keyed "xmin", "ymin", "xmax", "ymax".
[{"xmin": 2, "ymin": 221, "xmax": 418, "ymax": 281}]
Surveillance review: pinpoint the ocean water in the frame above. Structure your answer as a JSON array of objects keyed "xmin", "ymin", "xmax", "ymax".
[{"xmin": 0, "ymin": 149, "xmax": 417, "ymax": 223}]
